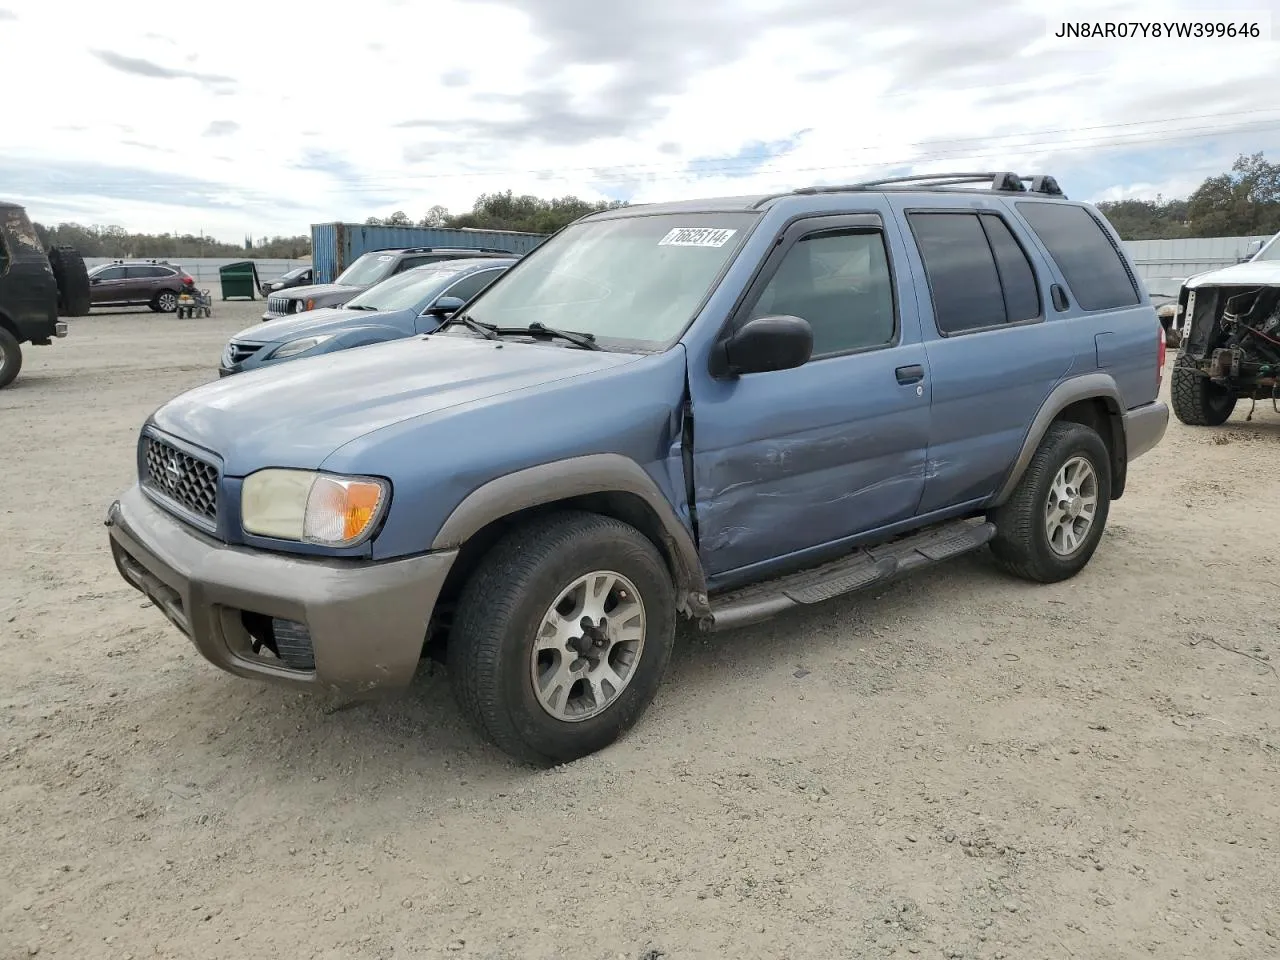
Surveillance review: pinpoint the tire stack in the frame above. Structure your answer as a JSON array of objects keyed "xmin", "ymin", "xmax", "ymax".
[{"xmin": 46, "ymin": 245, "xmax": 92, "ymax": 317}]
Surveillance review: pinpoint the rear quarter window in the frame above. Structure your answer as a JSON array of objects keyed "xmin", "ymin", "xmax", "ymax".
[{"xmin": 1015, "ymin": 202, "xmax": 1139, "ymax": 311}]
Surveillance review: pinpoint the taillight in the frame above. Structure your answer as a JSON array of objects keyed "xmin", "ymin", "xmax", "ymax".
[{"xmin": 1157, "ymin": 324, "xmax": 1167, "ymax": 389}]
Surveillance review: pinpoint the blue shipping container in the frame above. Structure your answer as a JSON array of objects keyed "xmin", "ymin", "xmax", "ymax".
[{"xmin": 310, "ymin": 222, "xmax": 547, "ymax": 283}]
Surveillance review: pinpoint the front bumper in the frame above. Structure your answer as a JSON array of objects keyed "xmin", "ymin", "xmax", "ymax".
[
  {"xmin": 106, "ymin": 484, "xmax": 457, "ymax": 695},
  {"xmin": 1124, "ymin": 400, "xmax": 1169, "ymax": 461}
]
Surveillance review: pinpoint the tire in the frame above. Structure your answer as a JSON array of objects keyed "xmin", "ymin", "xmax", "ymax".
[
  {"xmin": 447, "ymin": 510, "xmax": 677, "ymax": 765},
  {"xmin": 46, "ymin": 245, "xmax": 91, "ymax": 317},
  {"xmin": 1170, "ymin": 356, "xmax": 1236, "ymax": 426},
  {"xmin": 0, "ymin": 326, "xmax": 22, "ymax": 389},
  {"xmin": 989, "ymin": 421, "xmax": 1112, "ymax": 583},
  {"xmin": 152, "ymin": 290, "xmax": 179, "ymax": 313}
]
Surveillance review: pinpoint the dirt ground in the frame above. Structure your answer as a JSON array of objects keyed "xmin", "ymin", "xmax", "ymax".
[{"xmin": 2, "ymin": 299, "xmax": 1278, "ymax": 960}]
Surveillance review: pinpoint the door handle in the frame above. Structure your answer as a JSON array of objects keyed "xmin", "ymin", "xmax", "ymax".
[{"xmin": 895, "ymin": 364, "xmax": 925, "ymax": 385}]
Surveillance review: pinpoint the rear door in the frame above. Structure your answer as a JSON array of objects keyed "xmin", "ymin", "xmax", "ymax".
[{"xmin": 888, "ymin": 196, "xmax": 1075, "ymax": 513}]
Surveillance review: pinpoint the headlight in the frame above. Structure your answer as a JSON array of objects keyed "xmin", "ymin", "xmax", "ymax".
[
  {"xmin": 293, "ymin": 299, "xmax": 308, "ymax": 313},
  {"xmin": 241, "ymin": 469, "xmax": 389, "ymax": 546},
  {"xmin": 272, "ymin": 334, "xmax": 334, "ymax": 359}
]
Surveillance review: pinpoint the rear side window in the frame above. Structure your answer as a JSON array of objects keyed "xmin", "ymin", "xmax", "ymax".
[
  {"xmin": 909, "ymin": 213, "xmax": 1005, "ymax": 333},
  {"xmin": 908, "ymin": 211, "xmax": 1042, "ymax": 334},
  {"xmin": 1015, "ymin": 202, "xmax": 1139, "ymax": 311},
  {"xmin": 980, "ymin": 214, "xmax": 1040, "ymax": 323}
]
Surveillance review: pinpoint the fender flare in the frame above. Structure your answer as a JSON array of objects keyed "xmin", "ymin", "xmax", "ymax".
[
  {"xmin": 430, "ymin": 453, "xmax": 709, "ymax": 614},
  {"xmin": 989, "ymin": 373, "xmax": 1126, "ymax": 507}
]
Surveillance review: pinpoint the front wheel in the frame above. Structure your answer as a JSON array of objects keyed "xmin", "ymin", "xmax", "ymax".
[
  {"xmin": 447, "ymin": 511, "xmax": 677, "ymax": 765},
  {"xmin": 989, "ymin": 421, "xmax": 1112, "ymax": 583},
  {"xmin": 1171, "ymin": 357, "xmax": 1237, "ymax": 426},
  {"xmin": 0, "ymin": 327, "xmax": 22, "ymax": 389}
]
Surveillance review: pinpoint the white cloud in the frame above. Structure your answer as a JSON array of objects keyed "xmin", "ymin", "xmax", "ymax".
[{"xmin": 0, "ymin": 0, "xmax": 1278, "ymax": 239}]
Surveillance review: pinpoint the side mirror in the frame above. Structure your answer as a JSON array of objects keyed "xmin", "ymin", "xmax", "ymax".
[
  {"xmin": 709, "ymin": 314, "xmax": 813, "ymax": 378},
  {"xmin": 89, "ymin": 276, "xmax": 101, "ymax": 284},
  {"xmin": 1242, "ymin": 239, "xmax": 1264, "ymax": 262},
  {"xmin": 425, "ymin": 295, "xmax": 466, "ymax": 316}
]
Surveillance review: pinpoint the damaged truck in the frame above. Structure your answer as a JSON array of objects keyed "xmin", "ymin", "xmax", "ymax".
[{"xmin": 1169, "ymin": 231, "xmax": 1280, "ymax": 426}]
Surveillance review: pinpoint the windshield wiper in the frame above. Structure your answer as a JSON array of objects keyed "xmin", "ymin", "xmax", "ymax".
[
  {"xmin": 345, "ymin": 304, "xmax": 378, "ymax": 311},
  {"xmin": 523, "ymin": 322, "xmax": 601, "ymax": 350},
  {"xmin": 442, "ymin": 312, "xmax": 499, "ymax": 340}
]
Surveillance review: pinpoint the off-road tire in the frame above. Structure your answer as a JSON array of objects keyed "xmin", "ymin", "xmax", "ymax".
[
  {"xmin": 46, "ymin": 245, "xmax": 91, "ymax": 317},
  {"xmin": 0, "ymin": 326, "xmax": 23, "ymax": 389},
  {"xmin": 1170, "ymin": 355, "xmax": 1237, "ymax": 426},
  {"xmin": 151, "ymin": 290, "xmax": 179, "ymax": 313},
  {"xmin": 447, "ymin": 510, "xmax": 677, "ymax": 766},
  {"xmin": 989, "ymin": 421, "xmax": 1112, "ymax": 583}
]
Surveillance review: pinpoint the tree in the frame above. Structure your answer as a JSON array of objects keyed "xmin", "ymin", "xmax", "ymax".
[
  {"xmin": 1185, "ymin": 152, "xmax": 1280, "ymax": 237},
  {"xmin": 420, "ymin": 205, "xmax": 450, "ymax": 227}
]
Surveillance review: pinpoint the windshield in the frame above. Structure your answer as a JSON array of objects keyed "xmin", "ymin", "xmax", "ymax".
[
  {"xmin": 281, "ymin": 266, "xmax": 308, "ymax": 280},
  {"xmin": 334, "ymin": 251, "xmax": 398, "ymax": 287},
  {"xmin": 458, "ymin": 212, "xmax": 756, "ymax": 348},
  {"xmin": 344, "ymin": 264, "xmax": 460, "ymax": 311}
]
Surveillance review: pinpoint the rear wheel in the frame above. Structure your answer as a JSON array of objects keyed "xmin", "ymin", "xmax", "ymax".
[
  {"xmin": 989, "ymin": 421, "xmax": 1112, "ymax": 583},
  {"xmin": 0, "ymin": 327, "xmax": 23, "ymax": 389},
  {"xmin": 1171, "ymin": 356, "xmax": 1236, "ymax": 426},
  {"xmin": 447, "ymin": 511, "xmax": 677, "ymax": 765},
  {"xmin": 152, "ymin": 291, "xmax": 179, "ymax": 313}
]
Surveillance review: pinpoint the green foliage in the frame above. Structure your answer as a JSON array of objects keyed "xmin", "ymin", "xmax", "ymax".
[
  {"xmin": 367, "ymin": 190, "xmax": 628, "ymax": 235},
  {"xmin": 29, "ymin": 221, "xmax": 311, "ymax": 259},
  {"xmin": 1096, "ymin": 152, "xmax": 1280, "ymax": 240}
]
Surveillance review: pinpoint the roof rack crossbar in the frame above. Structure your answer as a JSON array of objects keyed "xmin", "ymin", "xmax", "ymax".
[{"xmin": 790, "ymin": 171, "xmax": 1066, "ymax": 199}]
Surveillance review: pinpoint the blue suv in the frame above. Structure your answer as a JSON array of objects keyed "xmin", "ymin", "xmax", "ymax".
[{"xmin": 106, "ymin": 172, "xmax": 1168, "ymax": 765}]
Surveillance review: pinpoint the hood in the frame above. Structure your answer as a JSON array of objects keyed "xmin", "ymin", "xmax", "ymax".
[
  {"xmin": 271, "ymin": 282, "xmax": 361, "ymax": 303},
  {"xmin": 1184, "ymin": 259, "xmax": 1280, "ymax": 290},
  {"xmin": 151, "ymin": 334, "xmax": 639, "ymax": 475},
  {"xmin": 233, "ymin": 306, "xmax": 415, "ymax": 344}
]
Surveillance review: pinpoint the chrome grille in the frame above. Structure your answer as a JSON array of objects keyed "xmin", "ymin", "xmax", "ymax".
[
  {"xmin": 266, "ymin": 296, "xmax": 291, "ymax": 315},
  {"xmin": 142, "ymin": 436, "xmax": 219, "ymax": 524},
  {"xmin": 224, "ymin": 340, "xmax": 265, "ymax": 367}
]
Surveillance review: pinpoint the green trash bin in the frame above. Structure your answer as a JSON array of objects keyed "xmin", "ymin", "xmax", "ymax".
[{"xmin": 219, "ymin": 260, "xmax": 260, "ymax": 300}]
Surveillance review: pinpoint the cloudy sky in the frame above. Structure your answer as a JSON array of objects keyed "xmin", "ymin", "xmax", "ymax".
[{"xmin": 1, "ymin": 0, "xmax": 1278, "ymax": 241}]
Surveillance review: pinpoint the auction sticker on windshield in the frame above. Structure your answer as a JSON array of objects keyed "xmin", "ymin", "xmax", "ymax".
[{"xmin": 658, "ymin": 227, "xmax": 737, "ymax": 247}]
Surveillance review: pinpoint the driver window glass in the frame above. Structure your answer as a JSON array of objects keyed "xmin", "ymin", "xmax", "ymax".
[
  {"xmin": 442, "ymin": 269, "xmax": 501, "ymax": 304},
  {"xmin": 746, "ymin": 230, "xmax": 896, "ymax": 356}
]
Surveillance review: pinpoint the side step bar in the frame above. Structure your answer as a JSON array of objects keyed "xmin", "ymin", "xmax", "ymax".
[{"xmin": 704, "ymin": 518, "xmax": 997, "ymax": 632}]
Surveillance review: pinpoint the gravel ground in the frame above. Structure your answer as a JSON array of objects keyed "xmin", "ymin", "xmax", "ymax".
[{"xmin": 2, "ymin": 300, "xmax": 1279, "ymax": 960}]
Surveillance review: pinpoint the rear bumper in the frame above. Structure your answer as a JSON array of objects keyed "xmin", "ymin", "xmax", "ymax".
[
  {"xmin": 106, "ymin": 484, "xmax": 457, "ymax": 695},
  {"xmin": 1124, "ymin": 399, "xmax": 1169, "ymax": 462}
]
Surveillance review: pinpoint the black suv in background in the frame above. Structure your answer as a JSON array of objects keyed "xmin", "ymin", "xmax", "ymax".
[
  {"xmin": 262, "ymin": 246, "xmax": 516, "ymax": 320},
  {"xmin": 88, "ymin": 260, "xmax": 194, "ymax": 313}
]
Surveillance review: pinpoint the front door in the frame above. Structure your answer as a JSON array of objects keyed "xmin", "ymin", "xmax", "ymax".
[
  {"xmin": 688, "ymin": 212, "xmax": 932, "ymax": 584},
  {"xmin": 89, "ymin": 265, "xmax": 130, "ymax": 304}
]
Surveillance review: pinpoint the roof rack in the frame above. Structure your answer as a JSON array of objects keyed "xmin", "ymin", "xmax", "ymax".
[{"xmin": 788, "ymin": 172, "xmax": 1066, "ymax": 199}]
